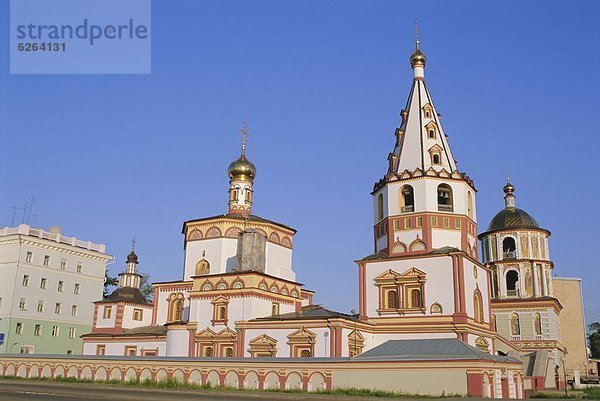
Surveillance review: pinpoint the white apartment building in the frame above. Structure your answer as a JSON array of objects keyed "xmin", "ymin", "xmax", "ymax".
[{"xmin": 0, "ymin": 224, "xmax": 112, "ymax": 354}]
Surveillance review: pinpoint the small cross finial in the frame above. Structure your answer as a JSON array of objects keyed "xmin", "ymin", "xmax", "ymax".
[
  {"xmin": 506, "ymin": 161, "xmax": 511, "ymax": 183},
  {"xmin": 240, "ymin": 121, "xmax": 249, "ymax": 156},
  {"xmin": 131, "ymin": 236, "xmax": 137, "ymax": 251},
  {"xmin": 415, "ymin": 20, "xmax": 420, "ymax": 49}
]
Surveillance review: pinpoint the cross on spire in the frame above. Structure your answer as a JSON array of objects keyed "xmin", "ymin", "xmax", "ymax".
[
  {"xmin": 131, "ymin": 236, "xmax": 137, "ymax": 251},
  {"xmin": 415, "ymin": 20, "xmax": 420, "ymax": 50},
  {"xmin": 240, "ymin": 121, "xmax": 249, "ymax": 156}
]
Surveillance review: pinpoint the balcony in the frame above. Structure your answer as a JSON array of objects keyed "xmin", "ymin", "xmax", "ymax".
[
  {"xmin": 503, "ymin": 251, "xmax": 516, "ymax": 259},
  {"xmin": 437, "ymin": 204, "xmax": 453, "ymax": 212},
  {"xmin": 511, "ymin": 335, "xmax": 521, "ymax": 341},
  {"xmin": 401, "ymin": 205, "xmax": 414, "ymax": 213},
  {"xmin": 535, "ymin": 335, "xmax": 543, "ymax": 341}
]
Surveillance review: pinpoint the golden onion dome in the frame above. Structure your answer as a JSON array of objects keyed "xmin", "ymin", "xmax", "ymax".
[
  {"xmin": 227, "ymin": 154, "xmax": 256, "ymax": 181},
  {"xmin": 410, "ymin": 48, "xmax": 426, "ymax": 68},
  {"xmin": 503, "ymin": 182, "xmax": 515, "ymax": 194}
]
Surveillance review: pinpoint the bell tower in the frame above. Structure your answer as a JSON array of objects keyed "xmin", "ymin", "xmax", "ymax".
[
  {"xmin": 227, "ymin": 122, "xmax": 256, "ymax": 215},
  {"xmin": 371, "ymin": 38, "xmax": 478, "ymax": 259}
]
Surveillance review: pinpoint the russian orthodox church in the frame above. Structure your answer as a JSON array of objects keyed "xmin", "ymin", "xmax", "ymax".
[{"xmin": 80, "ymin": 37, "xmax": 588, "ymax": 396}]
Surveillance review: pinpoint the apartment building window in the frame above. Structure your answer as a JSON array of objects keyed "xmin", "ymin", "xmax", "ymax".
[
  {"xmin": 103, "ymin": 306, "xmax": 112, "ymax": 319},
  {"xmin": 43, "ymin": 255, "xmax": 50, "ymax": 266},
  {"xmin": 18, "ymin": 298, "xmax": 27, "ymax": 310},
  {"xmin": 57, "ymin": 281, "xmax": 64, "ymax": 292},
  {"xmin": 68, "ymin": 327, "xmax": 76, "ymax": 339},
  {"xmin": 66, "ymin": 350, "xmax": 73, "ymax": 355},
  {"xmin": 96, "ymin": 345, "xmax": 106, "ymax": 355},
  {"xmin": 34, "ymin": 324, "xmax": 42, "ymax": 336},
  {"xmin": 55, "ymin": 303, "xmax": 62, "ymax": 314},
  {"xmin": 74, "ymin": 284, "xmax": 81, "ymax": 295},
  {"xmin": 25, "ymin": 251, "xmax": 32, "ymax": 263},
  {"xmin": 40, "ymin": 278, "xmax": 47, "ymax": 289},
  {"xmin": 133, "ymin": 308, "xmax": 143, "ymax": 321},
  {"xmin": 37, "ymin": 301, "xmax": 45, "ymax": 312},
  {"xmin": 20, "ymin": 346, "xmax": 34, "ymax": 354},
  {"xmin": 15, "ymin": 322, "xmax": 23, "ymax": 334},
  {"xmin": 60, "ymin": 259, "xmax": 67, "ymax": 270},
  {"xmin": 71, "ymin": 305, "xmax": 78, "ymax": 316},
  {"xmin": 51, "ymin": 326, "xmax": 60, "ymax": 337},
  {"xmin": 76, "ymin": 263, "xmax": 82, "ymax": 273},
  {"xmin": 22, "ymin": 275, "xmax": 29, "ymax": 287}
]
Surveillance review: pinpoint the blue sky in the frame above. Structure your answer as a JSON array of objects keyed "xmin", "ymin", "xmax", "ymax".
[{"xmin": 1, "ymin": 1, "xmax": 599, "ymax": 323}]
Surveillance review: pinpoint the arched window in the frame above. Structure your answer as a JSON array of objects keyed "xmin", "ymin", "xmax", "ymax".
[
  {"xmin": 411, "ymin": 289, "xmax": 422, "ymax": 308},
  {"xmin": 510, "ymin": 314, "xmax": 521, "ymax": 336},
  {"xmin": 502, "ymin": 237, "xmax": 516, "ymax": 258},
  {"xmin": 428, "ymin": 129, "xmax": 435, "ymax": 138},
  {"xmin": 225, "ymin": 347, "xmax": 234, "ymax": 357},
  {"xmin": 534, "ymin": 313, "xmax": 542, "ymax": 337},
  {"xmin": 506, "ymin": 270, "xmax": 519, "ymax": 297},
  {"xmin": 387, "ymin": 290, "xmax": 398, "ymax": 309},
  {"xmin": 376, "ymin": 193, "xmax": 384, "ymax": 221},
  {"xmin": 467, "ymin": 192, "xmax": 474, "ymax": 219},
  {"xmin": 231, "ymin": 188, "xmax": 238, "ymax": 202},
  {"xmin": 204, "ymin": 346, "xmax": 213, "ymax": 357},
  {"xmin": 492, "ymin": 314, "xmax": 497, "ymax": 332},
  {"xmin": 432, "ymin": 153, "xmax": 440, "ymax": 164},
  {"xmin": 300, "ymin": 349, "xmax": 311, "ymax": 358},
  {"xmin": 473, "ymin": 289, "xmax": 484, "ymax": 323},
  {"xmin": 218, "ymin": 306, "xmax": 227, "ymax": 320},
  {"xmin": 437, "ymin": 184, "xmax": 453, "ymax": 212},
  {"xmin": 400, "ymin": 185, "xmax": 414, "ymax": 213},
  {"xmin": 167, "ymin": 293, "xmax": 185, "ymax": 322}
]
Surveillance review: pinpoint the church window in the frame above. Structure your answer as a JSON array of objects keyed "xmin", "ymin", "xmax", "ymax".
[
  {"xmin": 432, "ymin": 216, "xmax": 438, "ymax": 227},
  {"xmin": 404, "ymin": 218, "xmax": 411, "ymax": 229},
  {"xmin": 467, "ymin": 192, "xmax": 474, "ymax": 219},
  {"xmin": 443, "ymin": 217, "xmax": 449, "ymax": 228},
  {"xmin": 204, "ymin": 346, "xmax": 213, "ymax": 357},
  {"xmin": 211, "ymin": 296, "xmax": 230, "ymax": 325},
  {"xmin": 124, "ymin": 346, "xmax": 137, "ymax": 356},
  {"xmin": 492, "ymin": 314, "xmax": 497, "ymax": 332},
  {"xmin": 393, "ymin": 219, "xmax": 400, "ymax": 230},
  {"xmin": 410, "ymin": 288, "xmax": 422, "ymax": 308},
  {"xmin": 247, "ymin": 189, "xmax": 253, "ymax": 203},
  {"xmin": 248, "ymin": 334, "xmax": 278, "ymax": 357},
  {"xmin": 430, "ymin": 302, "xmax": 442, "ymax": 314},
  {"xmin": 534, "ymin": 313, "xmax": 542, "ymax": 337},
  {"xmin": 231, "ymin": 188, "xmax": 238, "ymax": 202},
  {"xmin": 167, "ymin": 293, "xmax": 185, "ymax": 322},
  {"xmin": 218, "ymin": 306, "xmax": 226, "ymax": 320},
  {"xmin": 287, "ymin": 327, "xmax": 316, "ymax": 357},
  {"xmin": 271, "ymin": 302, "xmax": 280, "ymax": 316},
  {"xmin": 428, "ymin": 129, "xmax": 435, "ymax": 139},
  {"xmin": 510, "ymin": 313, "xmax": 521, "ymax": 336},
  {"xmin": 416, "ymin": 217, "xmax": 422, "ymax": 227},
  {"xmin": 473, "ymin": 289, "xmax": 484, "ymax": 323},
  {"xmin": 432, "ymin": 153, "xmax": 440, "ymax": 164},
  {"xmin": 400, "ymin": 185, "xmax": 414, "ymax": 213},
  {"xmin": 455, "ymin": 218, "xmax": 461, "ymax": 229},
  {"xmin": 502, "ymin": 237, "xmax": 516, "ymax": 259},
  {"xmin": 348, "ymin": 330, "xmax": 365, "ymax": 356},
  {"xmin": 386, "ymin": 290, "xmax": 398, "ymax": 309},
  {"xmin": 103, "ymin": 306, "xmax": 112, "ymax": 319},
  {"xmin": 96, "ymin": 345, "xmax": 106, "ymax": 355},
  {"xmin": 506, "ymin": 270, "xmax": 519, "ymax": 297},
  {"xmin": 225, "ymin": 347, "xmax": 234, "ymax": 357},
  {"xmin": 437, "ymin": 184, "xmax": 453, "ymax": 212},
  {"xmin": 133, "ymin": 308, "xmax": 143, "ymax": 321},
  {"xmin": 376, "ymin": 193, "xmax": 384, "ymax": 221}
]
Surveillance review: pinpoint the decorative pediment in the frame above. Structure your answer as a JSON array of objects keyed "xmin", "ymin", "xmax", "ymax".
[
  {"xmin": 409, "ymin": 238, "xmax": 427, "ymax": 252},
  {"xmin": 287, "ymin": 327, "xmax": 316, "ymax": 344},
  {"xmin": 427, "ymin": 144, "xmax": 443, "ymax": 155},
  {"xmin": 425, "ymin": 167, "xmax": 437, "ymax": 176},
  {"xmin": 375, "ymin": 269, "xmax": 400, "ymax": 280},
  {"xmin": 210, "ymin": 295, "xmax": 229, "ymax": 305},
  {"xmin": 196, "ymin": 328, "xmax": 217, "ymax": 338},
  {"xmin": 400, "ymin": 267, "xmax": 427, "ymax": 278},
  {"xmin": 249, "ymin": 334, "xmax": 278, "ymax": 346},
  {"xmin": 424, "ymin": 120, "xmax": 438, "ymax": 130},
  {"xmin": 214, "ymin": 327, "xmax": 237, "ymax": 339}
]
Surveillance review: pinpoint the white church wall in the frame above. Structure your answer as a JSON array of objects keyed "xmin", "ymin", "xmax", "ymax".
[
  {"xmin": 166, "ymin": 329, "xmax": 189, "ymax": 356},
  {"xmin": 431, "ymin": 230, "xmax": 462, "ymax": 250},
  {"xmin": 95, "ymin": 305, "xmax": 116, "ymax": 328},
  {"xmin": 83, "ymin": 340, "xmax": 166, "ymax": 356},
  {"xmin": 121, "ymin": 304, "xmax": 152, "ymax": 329},
  {"xmin": 462, "ymin": 259, "xmax": 490, "ymax": 322},
  {"xmin": 364, "ymin": 257, "xmax": 456, "ymax": 318},
  {"xmin": 265, "ymin": 243, "xmax": 295, "ymax": 281},
  {"xmin": 183, "ymin": 238, "xmax": 238, "ymax": 280}
]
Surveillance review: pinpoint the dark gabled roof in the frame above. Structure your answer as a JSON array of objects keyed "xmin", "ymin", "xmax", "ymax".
[
  {"xmin": 97, "ymin": 287, "xmax": 151, "ymax": 305},
  {"xmin": 356, "ymin": 247, "xmax": 462, "ymax": 263},
  {"xmin": 82, "ymin": 325, "xmax": 166, "ymax": 339},
  {"xmin": 355, "ymin": 338, "xmax": 521, "ymax": 363},
  {"xmin": 250, "ymin": 305, "xmax": 359, "ymax": 322},
  {"xmin": 182, "ymin": 213, "xmax": 296, "ymax": 233}
]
